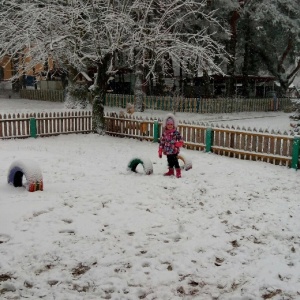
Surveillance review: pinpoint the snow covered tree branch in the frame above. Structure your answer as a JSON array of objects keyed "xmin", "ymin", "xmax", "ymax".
[{"xmin": 0, "ymin": 0, "xmax": 229, "ymax": 127}]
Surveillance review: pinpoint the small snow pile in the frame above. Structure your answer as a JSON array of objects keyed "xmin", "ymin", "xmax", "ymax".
[{"xmin": 126, "ymin": 102, "xmax": 135, "ymax": 115}]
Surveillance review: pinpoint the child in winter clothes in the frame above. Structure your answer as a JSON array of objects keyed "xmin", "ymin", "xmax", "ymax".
[{"xmin": 158, "ymin": 113, "xmax": 184, "ymax": 178}]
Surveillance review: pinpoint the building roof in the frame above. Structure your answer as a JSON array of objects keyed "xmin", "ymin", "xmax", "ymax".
[{"xmin": 74, "ymin": 71, "xmax": 92, "ymax": 82}]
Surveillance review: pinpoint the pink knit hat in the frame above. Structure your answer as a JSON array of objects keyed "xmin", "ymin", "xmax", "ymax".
[
  {"xmin": 163, "ymin": 113, "xmax": 178, "ymax": 128},
  {"xmin": 166, "ymin": 117, "xmax": 174, "ymax": 125}
]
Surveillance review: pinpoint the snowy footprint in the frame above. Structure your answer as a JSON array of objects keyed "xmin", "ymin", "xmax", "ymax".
[
  {"xmin": 58, "ymin": 229, "xmax": 76, "ymax": 235},
  {"xmin": 0, "ymin": 234, "xmax": 10, "ymax": 244}
]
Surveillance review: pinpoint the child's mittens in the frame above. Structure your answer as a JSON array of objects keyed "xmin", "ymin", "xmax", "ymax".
[
  {"xmin": 158, "ymin": 148, "xmax": 163, "ymax": 158},
  {"xmin": 175, "ymin": 141, "xmax": 184, "ymax": 148}
]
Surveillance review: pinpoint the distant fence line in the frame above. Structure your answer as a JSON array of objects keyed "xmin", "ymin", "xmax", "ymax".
[
  {"xmin": 20, "ymin": 89, "xmax": 65, "ymax": 102},
  {"xmin": 104, "ymin": 94, "xmax": 290, "ymax": 114},
  {"xmin": 19, "ymin": 90, "xmax": 292, "ymax": 113},
  {"xmin": 1, "ymin": 111, "xmax": 299, "ymax": 170}
]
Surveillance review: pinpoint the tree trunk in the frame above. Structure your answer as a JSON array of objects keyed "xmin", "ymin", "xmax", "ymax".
[
  {"xmin": 134, "ymin": 64, "xmax": 146, "ymax": 112},
  {"xmin": 242, "ymin": 14, "xmax": 251, "ymax": 98},
  {"xmin": 64, "ymin": 66, "xmax": 79, "ymax": 108},
  {"xmin": 91, "ymin": 54, "xmax": 112, "ymax": 133},
  {"xmin": 226, "ymin": 10, "xmax": 240, "ymax": 97},
  {"xmin": 203, "ymin": 70, "xmax": 211, "ymax": 97},
  {"xmin": 92, "ymin": 91, "xmax": 105, "ymax": 134}
]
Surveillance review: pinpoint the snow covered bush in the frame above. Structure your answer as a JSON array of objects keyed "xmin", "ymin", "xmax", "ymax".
[{"xmin": 64, "ymin": 83, "xmax": 90, "ymax": 109}]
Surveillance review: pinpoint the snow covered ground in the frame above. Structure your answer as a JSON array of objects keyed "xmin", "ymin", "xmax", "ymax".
[{"xmin": 0, "ymin": 97, "xmax": 300, "ymax": 300}]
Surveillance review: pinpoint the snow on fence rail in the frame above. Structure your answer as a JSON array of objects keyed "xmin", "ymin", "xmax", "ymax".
[
  {"xmin": 211, "ymin": 127, "xmax": 295, "ymax": 166},
  {"xmin": 105, "ymin": 112, "xmax": 155, "ymax": 141},
  {"xmin": 0, "ymin": 111, "xmax": 92, "ymax": 138},
  {"xmin": 0, "ymin": 113, "xmax": 31, "ymax": 138},
  {"xmin": 35, "ymin": 111, "xmax": 92, "ymax": 137},
  {"xmin": 0, "ymin": 111, "xmax": 299, "ymax": 169}
]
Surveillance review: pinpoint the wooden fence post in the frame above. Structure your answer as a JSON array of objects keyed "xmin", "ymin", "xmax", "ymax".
[
  {"xmin": 196, "ymin": 98, "xmax": 200, "ymax": 113},
  {"xmin": 291, "ymin": 136, "xmax": 300, "ymax": 170},
  {"xmin": 153, "ymin": 120, "xmax": 159, "ymax": 142},
  {"xmin": 30, "ymin": 118, "xmax": 37, "ymax": 138},
  {"xmin": 205, "ymin": 127, "xmax": 213, "ymax": 152}
]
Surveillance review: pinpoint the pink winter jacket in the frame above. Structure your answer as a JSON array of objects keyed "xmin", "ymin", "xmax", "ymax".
[{"xmin": 159, "ymin": 129, "xmax": 183, "ymax": 155}]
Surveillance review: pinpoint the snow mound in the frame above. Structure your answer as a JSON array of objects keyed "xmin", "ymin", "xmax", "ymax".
[
  {"xmin": 178, "ymin": 153, "xmax": 192, "ymax": 171},
  {"xmin": 127, "ymin": 156, "xmax": 153, "ymax": 175},
  {"xmin": 7, "ymin": 159, "xmax": 43, "ymax": 191}
]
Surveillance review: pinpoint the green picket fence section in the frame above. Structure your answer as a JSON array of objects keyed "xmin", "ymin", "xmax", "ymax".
[
  {"xmin": 20, "ymin": 90, "xmax": 292, "ymax": 113},
  {"xmin": 105, "ymin": 112, "xmax": 300, "ymax": 170}
]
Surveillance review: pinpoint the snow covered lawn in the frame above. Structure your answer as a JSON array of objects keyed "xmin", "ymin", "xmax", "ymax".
[{"xmin": 1, "ymin": 132, "xmax": 300, "ymax": 300}]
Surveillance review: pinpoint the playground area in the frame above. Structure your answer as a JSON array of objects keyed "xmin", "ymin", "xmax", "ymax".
[{"xmin": 0, "ymin": 128, "xmax": 300, "ymax": 299}]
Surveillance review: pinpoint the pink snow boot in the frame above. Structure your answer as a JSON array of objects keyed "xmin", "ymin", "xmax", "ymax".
[
  {"xmin": 164, "ymin": 168, "xmax": 174, "ymax": 176},
  {"xmin": 175, "ymin": 168, "xmax": 181, "ymax": 178}
]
